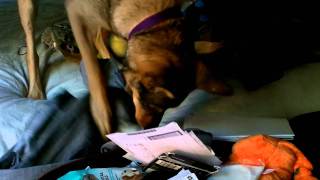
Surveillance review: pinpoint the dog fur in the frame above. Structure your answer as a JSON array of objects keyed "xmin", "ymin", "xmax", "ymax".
[{"xmin": 18, "ymin": 0, "xmax": 230, "ymax": 136}]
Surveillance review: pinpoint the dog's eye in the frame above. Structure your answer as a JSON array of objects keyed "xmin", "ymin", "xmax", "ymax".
[
  {"xmin": 140, "ymin": 92, "xmax": 174, "ymax": 111},
  {"xmin": 135, "ymin": 82, "xmax": 148, "ymax": 94},
  {"xmin": 146, "ymin": 103, "xmax": 164, "ymax": 113}
]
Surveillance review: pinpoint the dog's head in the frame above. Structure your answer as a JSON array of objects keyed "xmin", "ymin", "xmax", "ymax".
[
  {"xmin": 124, "ymin": 69, "xmax": 182, "ymax": 128},
  {"xmin": 120, "ymin": 17, "xmax": 230, "ymax": 129},
  {"xmin": 123, "ymin": 28, "xmax": 195, "ymax": 128}
]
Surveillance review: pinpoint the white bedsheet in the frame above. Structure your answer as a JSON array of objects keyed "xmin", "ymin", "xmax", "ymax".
[{"xmin": 0, "ymin": 0, "xmax": 87, "ymax": 156}]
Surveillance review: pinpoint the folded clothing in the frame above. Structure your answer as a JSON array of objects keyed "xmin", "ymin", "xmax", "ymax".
[{"xmin": 229, "ymin": 134, "xmax": 317, "ymax": 180}]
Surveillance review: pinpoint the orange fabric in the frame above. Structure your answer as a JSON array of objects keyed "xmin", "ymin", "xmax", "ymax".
[{"xmin": 229, "ymin": 135, "xmax": 317, "ymax": 180}]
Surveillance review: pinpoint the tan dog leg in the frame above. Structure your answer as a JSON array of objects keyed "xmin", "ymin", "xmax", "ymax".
[
  {"xmin": 66, "ymin": 1, "xmax": 112, "ymax": 136},
  {"xmin": 18, "ymin": 0, "xmax": 45, "ymax": 99}
]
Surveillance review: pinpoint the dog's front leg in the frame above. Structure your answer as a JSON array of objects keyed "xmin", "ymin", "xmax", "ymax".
[
  {"xmin": 18, "ymin": 0, "xmax": 45, "ymax": 99},
  {"xmin": 66, "ymin": 3, "xmax": 112, "ymax": 136}
]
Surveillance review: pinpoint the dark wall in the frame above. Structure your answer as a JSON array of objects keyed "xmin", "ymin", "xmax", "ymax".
[{"xmin": 187, "ymin": 1, "xmax": 320, "ymax": 90}]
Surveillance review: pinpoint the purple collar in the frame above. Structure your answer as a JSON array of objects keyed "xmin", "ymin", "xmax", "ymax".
[{"xmin": 128, "ymin": 6, "xmax": 183, "ymax": 40}]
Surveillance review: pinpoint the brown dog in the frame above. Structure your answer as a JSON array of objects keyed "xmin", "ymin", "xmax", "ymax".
[{"xmin": 18, "ymin": 0, "xmax": 231, "ymax": 136}]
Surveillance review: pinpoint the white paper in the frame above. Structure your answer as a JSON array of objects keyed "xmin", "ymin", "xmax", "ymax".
[
  {"xmin": 168, "ymin": 169, "xmax": 199, "ymax": 180},
  {"xmin": 107, "ymin": 122, "xmax": 219, "ymax": 165}
]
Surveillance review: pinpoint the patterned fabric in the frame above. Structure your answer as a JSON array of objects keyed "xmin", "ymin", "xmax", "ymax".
[{"xmin": 0, "ymin": 93, "xmax": 103, "ymax": 169}]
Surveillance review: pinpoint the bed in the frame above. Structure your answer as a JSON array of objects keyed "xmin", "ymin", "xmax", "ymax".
[
  {"xmin": 1, "ymin": 0, "xmax": 320, "ymax": 169},
  {"xmin": 0, "ymin": 0, "xmax": 88, "ymax": 158}
]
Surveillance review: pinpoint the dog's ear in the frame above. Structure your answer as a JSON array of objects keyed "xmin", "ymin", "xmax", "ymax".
[
  {"xmin": 194, "ymin": 41, "xmax": 222, "ymax": 54},
  {"xmin": 195, "ymin": 59, "xmax": 233, "ymax": 96},
  {"xmin": 124, "ymin": 70, "xmax": 175, "ymax": 99},
  {"xmin": 154, "ymin": 87, "xmax": 175, "ymax": 99}
]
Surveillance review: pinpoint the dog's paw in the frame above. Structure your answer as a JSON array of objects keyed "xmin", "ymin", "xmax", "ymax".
[
  {"xmin": 28, "ymin": 90, "xmax": 45, "ymax": 99},
  {"xmin": 27, "ymin": 84, "xmax": 46, "ymax": 99},
  {"xmin": 210, "ymin": 81, "xmax": 234, "ymax": 96},
  {"xmin": 199, "ymin": 80, "xmax": 234, "ymax": 96}
]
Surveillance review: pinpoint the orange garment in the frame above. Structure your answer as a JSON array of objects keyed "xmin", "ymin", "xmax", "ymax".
[{"xmin": 229, "ymin": 135, "xmax": 318, "ymax": 180}]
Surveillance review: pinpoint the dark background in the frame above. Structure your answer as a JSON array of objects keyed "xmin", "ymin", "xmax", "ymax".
[{"xmin": 187, "ymin": 1, "xmax": 320, "ymax": 90}]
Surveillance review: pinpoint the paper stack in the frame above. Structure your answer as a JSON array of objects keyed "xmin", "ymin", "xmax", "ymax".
[{"xmin": 107, "ymin": 122, "xmax": 220, "ymax": 166}]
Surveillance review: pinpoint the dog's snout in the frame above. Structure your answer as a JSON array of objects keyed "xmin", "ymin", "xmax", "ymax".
[
  {"xmin": 132, "ymin": 89, "xmax": 156, "ymax": 128},
  {"xmin": 135, "ymin": 112, "xmax": 153, "ymax": 128}
]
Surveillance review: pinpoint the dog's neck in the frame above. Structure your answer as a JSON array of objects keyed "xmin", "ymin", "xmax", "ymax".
[
  {"xmin": 128, "ymin": 6, "xmax": 182, "ymax": 40},
  {"xmin": 126, "ymin": 20, "xmax": 187, "ymax": 65},
  {"xmin": 112, "ymin": 0, "xmax": 188, "ymax": 38}
]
